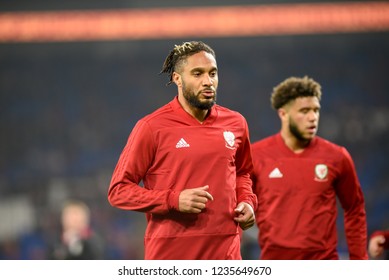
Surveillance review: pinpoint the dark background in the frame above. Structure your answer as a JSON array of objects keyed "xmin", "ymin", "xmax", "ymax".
[{"xmin": 1, "ymin": 1, "xmax": 388, "ymax": 259}]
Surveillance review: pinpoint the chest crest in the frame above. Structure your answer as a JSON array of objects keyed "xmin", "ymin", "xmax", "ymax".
[
  {"xmin": 314, "ymin": 164, "xmax": 328, "ymax": 181},
  {"xmin": 223, "ymin": 131, "xmax": 236, "ymax": 150}
]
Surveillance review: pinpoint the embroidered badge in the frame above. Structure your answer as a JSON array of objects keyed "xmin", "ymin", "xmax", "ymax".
[
  {"xmin": 315, "ymin": 164, "xmax": 328, "ymax": 181},
  {"xmin": 223, "ymin": 131, "xmax": 236, "ymax": 150}
]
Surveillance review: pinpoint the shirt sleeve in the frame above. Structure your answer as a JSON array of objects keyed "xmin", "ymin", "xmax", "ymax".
[
  {"xmin": 235, "ymin": 117, "xmax": 258, "ymax": 211},
  {"xmin": 335, "ymin": 147, "xmax": 368, "ymax": 259},
  {"xmin": 107, "ymin": 119, "xmax": 177, "ymax": 214}
]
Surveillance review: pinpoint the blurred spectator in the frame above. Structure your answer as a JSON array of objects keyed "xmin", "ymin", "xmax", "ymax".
[{"xmin": 47, "ymin": 199, "xmax": 105, "ymax": 259}]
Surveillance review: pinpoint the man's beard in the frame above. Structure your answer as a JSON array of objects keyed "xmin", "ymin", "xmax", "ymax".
[
  {"xmin": 289, "ymin": 117, "xmax": 310, "ymax": 142},
  {"xmin": 182, "ymin": 84, "xmax": 216, "ymax": 110}
]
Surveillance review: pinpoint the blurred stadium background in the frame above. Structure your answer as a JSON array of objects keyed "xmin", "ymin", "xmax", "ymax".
[{"xmin": 1, "ymin": 0, "xmax": 388, "ymax": 259}]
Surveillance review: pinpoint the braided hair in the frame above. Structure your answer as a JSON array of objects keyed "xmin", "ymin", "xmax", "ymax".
[{"xmin": 160, "ymin": 41, "xmax": 216, "ymax": 85}]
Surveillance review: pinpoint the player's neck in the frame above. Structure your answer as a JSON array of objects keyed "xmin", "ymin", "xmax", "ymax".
[
  {"xmin": 178, "ymin": 94, "xmax": 209, "ymax": 123},
  {"xmin": 281, "ymin": 130, "xmax": 310, "ymax": 154}
]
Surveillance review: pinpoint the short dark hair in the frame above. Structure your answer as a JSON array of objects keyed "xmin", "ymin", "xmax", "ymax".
[
  {"xmin": 160, "ymin": 41, "xmax": 216, "ymax": 85},
  {"xmin": 271, "ymin": 76, "xmax": 322, "ymax": 110}
]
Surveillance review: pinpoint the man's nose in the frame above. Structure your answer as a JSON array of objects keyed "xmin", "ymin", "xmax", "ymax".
[{"xmin": 202, "ymin": 74, "xmax": 214, "ymax": 85}]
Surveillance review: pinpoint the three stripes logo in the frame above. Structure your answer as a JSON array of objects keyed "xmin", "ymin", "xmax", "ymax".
[
  {"xmin": 269, "ymin": 167, "xmax": 283, "ymax": 178},
  {"xmin": 176, "ymin": 138, "xmax": 190, "ymax": 148}
]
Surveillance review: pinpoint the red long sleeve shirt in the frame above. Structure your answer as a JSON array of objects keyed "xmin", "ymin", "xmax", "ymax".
[
  {"xmin": 251, "ymin": 133, "xmax": 368, "ymax": 259},
  {"xmin": 108, "ymin": 97, "xmax": 257, "ymax": 259}
]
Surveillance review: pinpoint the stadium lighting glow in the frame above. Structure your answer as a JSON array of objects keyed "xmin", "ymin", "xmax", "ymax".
[{"xmin": 0, "ymin": 2, "xmax": 388, "ymax": 43}]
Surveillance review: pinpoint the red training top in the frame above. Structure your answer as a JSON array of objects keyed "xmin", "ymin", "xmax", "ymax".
[
  {"xmin": 108, "ymin": 97, "xmax": 257, "ymax": 259},
  {"xmin": 251, "ymin": 133, "xmax": 368, "ymax": 260}
]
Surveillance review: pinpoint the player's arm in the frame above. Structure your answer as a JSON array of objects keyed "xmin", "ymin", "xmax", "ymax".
[
  {"xmin": 234, "ymin": 118, "xmax": 257, "ymax": 230},
  {"xmin": 108, "ymin": 120, "xmax": 174, "ymax": 214},
  {"xmin": 335, "ymin": 147, "xmax": 368, "ymax": 260}
]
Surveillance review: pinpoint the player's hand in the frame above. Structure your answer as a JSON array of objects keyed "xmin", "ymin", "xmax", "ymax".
[
  {"xmin": 368, "ymin": 235, "xmax": 386, "ymax": 259},
  {"xmin": 178, "ymin": 185, "xmax": 214, "ymax": 213},
  {"xmin": 234, "ymin": 202, "xmax": 255, "ymax": 230}
]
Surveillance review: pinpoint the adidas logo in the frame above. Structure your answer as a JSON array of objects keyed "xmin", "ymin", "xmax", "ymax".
[
  {"xmin": 176, "ymin": 138, "xmax": 190, "ymax": 148},
  {"xmin": 269, "ymin": 168, "xmax": 283, "ymax": 178}
]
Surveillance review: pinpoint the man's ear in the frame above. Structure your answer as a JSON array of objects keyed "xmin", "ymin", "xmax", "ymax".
[
  {"xmin": 172, "ymin": 72, "xmax": 182, "ymax": 87},
  {"xmin": 278, "ymin": 108, "xmax": 287, "ymax": 121}
]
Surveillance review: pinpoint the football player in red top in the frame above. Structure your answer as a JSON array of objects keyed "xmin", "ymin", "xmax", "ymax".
[
  {"xmin": 108, "ymin": 41, "xmax": 257, "ymax": 260},
  {"xmin": 251, "ymin": 76, "xmax": 368, "ymax": 259}
]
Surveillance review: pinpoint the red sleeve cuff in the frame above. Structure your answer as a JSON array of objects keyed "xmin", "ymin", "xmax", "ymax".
[{"xmin": 167, "ymin": 190, "xmax": 180, "ymax": 211}]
